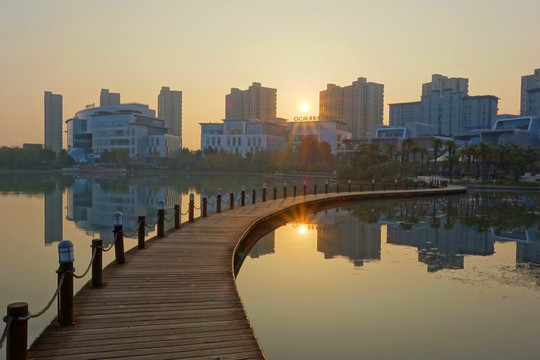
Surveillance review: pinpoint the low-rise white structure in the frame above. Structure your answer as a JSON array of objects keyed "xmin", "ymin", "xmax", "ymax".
[
  {"xmin": 200, "ymin": 118, "xmax": 288, "ymax": 156},
  {"xmin": 288, "ymin": 119, "xmax": 351, "ymax": 155}
]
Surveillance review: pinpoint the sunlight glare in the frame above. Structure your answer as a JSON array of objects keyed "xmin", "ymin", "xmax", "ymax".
[{"xmin": 300, "ymin": 103, "xmax": 309, "ymax": 112}]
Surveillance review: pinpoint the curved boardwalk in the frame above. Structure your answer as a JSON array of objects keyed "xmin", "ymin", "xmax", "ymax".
[{"xmin": 28, "ymin": 186, "xmax": 465, "ymax": 359}]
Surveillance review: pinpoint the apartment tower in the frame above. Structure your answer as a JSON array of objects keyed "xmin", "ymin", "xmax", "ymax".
[
  {"xmin": 158, "ymin": 86, "xmax": 183, "ymax": 142},
  {"xmin": 521, "ymin": 68, "xmax": 540, "ymax": 115},
  {"xmin": 319, "ymin": 77, "xmax": 384, "ymax": 140},
  {"xmin": 225, "ymin": 82, "xmax": 277, "ymax": 120},
  {"xmin": 44, "ymin": 91, "xmax": 63, "ymax": 153},
  {"xmin": 100, "ymin": 89, "xmax": 121, "ymax": 107}
]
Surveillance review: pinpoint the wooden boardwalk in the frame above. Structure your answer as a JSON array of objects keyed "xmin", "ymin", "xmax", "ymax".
[{"xmin": 27, "ymin": 186, "xmax": 465, "ymax": 359}]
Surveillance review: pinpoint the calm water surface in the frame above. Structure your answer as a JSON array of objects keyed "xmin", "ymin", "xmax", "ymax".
[
  {"xmin": 1, "ymin": 174, "xmax": 539, "ymax": 360},
  {"xmin": 236, "ymin": 195, "xmax": 540, "ymax": 360},
  {"xmin": 0, "ymin": 172, "xmax": 291, "ymax": 360}
]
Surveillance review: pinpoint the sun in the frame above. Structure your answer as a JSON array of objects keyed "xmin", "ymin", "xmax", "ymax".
[
  {"xmin": 300, "ymin": 102, "xmax": 309, "ymax": 112},
  {"xmin": 299, "ymin": 225, "xmax": 307, "ymax": 234}
]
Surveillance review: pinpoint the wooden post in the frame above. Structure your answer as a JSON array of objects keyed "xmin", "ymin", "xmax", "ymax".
[
  {"xmin": 273, "ymin": 187, "xmax": 276, "ymax": 200},
  {"xmin": 202, "ymin": 197, "xmax": 208, "ymax": 217},
  {"xmin": 92, "ymin": 239, "xmax": 103, "ymax": 287},
  {"xmin": 241, "ymin": 186, "xmax": 246, "ymax": 206},
  {"xmin": 56, "ymin": 241, "xmax": 74, "ymax": 327},
  {"xmin": 262, "ymin": 184, "xmax": 267, "ymax": 202},
  {"xmin": 189, "ymin": 194, "xmax": 195, "ymax": 222},
  {"xmin": 283, "ymin": 182, "xmax": 287, "ymax": 198},
  {"xmin": 303, "ymin": 181, "xmax": 307, "ymax": 196},
  {"xmin": 137, "ymin": 216, "xmax": 145, "ymax": 249},
  {"xmin": 252, "ymin": 190, "xmax": 256, "ymax": 205},
  {"xmin": 314, "ymin": 184, "xmax": 317, "ymax": 195},
  {"xmin": 360, "ymin": 184, "xmax": 363, "ymax": 192},
  {"xmin": 174, "ymin": 204, "xmax": 180, "ymax": 229},
  {"xmin": 157, "ymin": 201, "xmax": 165, "ymax": 238},
  {"xmin": 348, "ymin": 179, "xmax": 351, "ymax": 192},
  {"xmin": 372, "ymin": 180, "xmax": 375, "ymax": 191},
  {"xmin": 293, "ymin": 185, "xmax": 297, "ymax": 197},
  {"xmin": 325, "ymin": 181, "xmax": 328, "ymax": 194},
  {"xmin": 6, "ymin": 302, "xmax": 28, "ymax": 360},
  {"xmin": 230, "ymin": 193, "xmax": 234, "ymax": 210},
  {"xmin": 336, "ymin": 183, "xmax": 339, "ymax": 193},
  {"xmin": 113, "ymin": 212, "xmax": 126, "ymax": 263},
  {"xmin": 217, "ymin": 189, "xmax": 222, "ymax": 213}
]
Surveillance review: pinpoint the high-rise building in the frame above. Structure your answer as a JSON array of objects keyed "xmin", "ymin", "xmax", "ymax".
[
  {"xmin": 100, "ymin": 89, "xmax": 121, "ymax": 107},
  {"xmin": 225, "ymin": 82, "xmax": 276, "ymax": 121},
  {"xmin": 422, "ymin": 74, "xmax": 469, "ymax": 97},
  {"xmin": 521, "ymin": 68, "xmax": 540, "ymax": 115},
  {"xmin": 389, "ymin": 74, "xmax": 498, "ymax": 136},
  {"xmin": 319, "ymin": 77, "xmax": 384, "ymax": 140},
  {"xmin": 158, "ymin": 86, "xmax": 183, "ymax": 142},
  {"xmin": 44, "ymin": 91, "xmax": 63, "ymax": 153}
]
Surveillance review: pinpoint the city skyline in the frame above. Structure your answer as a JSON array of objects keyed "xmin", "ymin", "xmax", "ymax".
[{"xmin": 1, "ymin": 1, "xmax": 540, "ymax": 150}]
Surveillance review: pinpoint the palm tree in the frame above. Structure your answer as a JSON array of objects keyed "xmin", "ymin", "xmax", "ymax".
[
  {"xmin": 431, "ymin": 138, "xmax": 443, "ymax": 171},
  {"xmin": 418, "ymin": 146, "xmax": 428, "ymax": 174}
]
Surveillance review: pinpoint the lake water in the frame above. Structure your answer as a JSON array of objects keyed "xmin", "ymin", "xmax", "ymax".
[
  {"xmin": 0, "ymin": 172, "xmax": 327, "ymax": 359},
  {"xmin": 1, "ymin": 174, "xmax": 539, "ymax": 359},
  {"xmin": 236, "ymin": 194, "xmax": 540, "ymax": 359}
]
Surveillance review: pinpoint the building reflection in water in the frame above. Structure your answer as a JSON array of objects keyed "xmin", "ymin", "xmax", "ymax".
[
  {"xmin": 248, "ymin": 194, "xmax": 540, "ymax": 272},
  {"xmin": 65, "ymin": 178, "xmax": 181, "ymax": 244},
  {"xmin": 44, "ymin": 182, "xmax": 63, "ymax": 245}
]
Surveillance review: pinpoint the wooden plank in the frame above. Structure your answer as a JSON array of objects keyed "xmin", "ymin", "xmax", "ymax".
[{"xmin": 28, "ymin": 187, "xmax": 465, "ymax": 359}]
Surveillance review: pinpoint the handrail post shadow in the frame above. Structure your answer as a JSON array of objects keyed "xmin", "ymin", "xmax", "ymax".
[
  {"xmin": 113, "ymin": 212, "xmax": 126, "ymax": 263},
  {"xmin": 174, "ymin": 205, "xmax": 180, "ymax": 229},
  {"xmin": 217, "ymin": 189, "xmax": 222, "ymax": 213},
  {"xmin": 203, "ymin": 197, "xmax": 208, "ymax": 217},
  {"xmin": 230, "ymin": 193, "xmax": 234, "ymax": 210},
  {"xmin": 137, "ymin": 216, "xmax": 145, "ymax": 249},
  {"xmin": 92, "ymin": 239, "xmax": 103, "ymax": 287},
  {"xmin": 189, "ymin": 194, "xmax": 195, "ymax": 222},
  {"xmin": 157, "ymin": 201, "xmax": 165, "ymax": 238},
  {"xmin": 6, "ymin": 302, "xmax": 28, "ymax": 360}
]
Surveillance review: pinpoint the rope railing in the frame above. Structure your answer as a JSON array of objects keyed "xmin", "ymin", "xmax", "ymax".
[
  {"xmin": 27, "ymin": 273, "xmax": 66, "ymax": 320},
  {"xmin": 181, "ymin": 209, "xmax": 189, "ymax": 216},
  {"xmin": 102, "ymin": 231, "xmax": 119, "ymax": 252},
  {"xmin": 0, "ymin": 316, "xmax": 12, "ymax": 349},
  {"xmin": 163, "ymin": 215, "xmax": 174, "ymax": 223},
  {"xmin": 73, "ymin": 246, "xmax": 98, "ymax": 279}
]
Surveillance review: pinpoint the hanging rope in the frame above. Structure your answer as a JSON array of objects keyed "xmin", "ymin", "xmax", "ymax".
[
  {"xmin": 73, "ymin": 246, "xmax": 98, "ymax": 279},
  {"xmin": 102, "ymin": 231, "xmax": 119, "ymax": 252},
  {"xmin": 0, "ymin": 316, "xmax": 12, "ymax": 350}
]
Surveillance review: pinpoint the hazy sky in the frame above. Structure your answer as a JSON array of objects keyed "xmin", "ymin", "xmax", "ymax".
[{"xmin": 1, "ymin": 0, "xmax": 539, "ymax": 150}]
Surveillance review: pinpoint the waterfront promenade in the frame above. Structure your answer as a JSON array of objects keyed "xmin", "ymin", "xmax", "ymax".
[{"xmin": 26, "ymin": 186, "xmax": 465, "ymax": 359}]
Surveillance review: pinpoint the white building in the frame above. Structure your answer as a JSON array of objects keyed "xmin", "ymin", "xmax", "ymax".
[
  {"xmin": 288, "ymin": 119, "xmax": 351, "ymax": 155},
  {"xmin": 66, "ymin": 103, "xmax": 181, "ymax": 163},
  {"xmin": 158, "ymin": 86, "xmax": 183, "ymax": 141},
  {"xmin": 44, "ymin": 91, "xmax": 63, "ymax": 153},
  {"xmin": 200, "ymin": 119, "xmax": 287, "ymax": 156}
]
